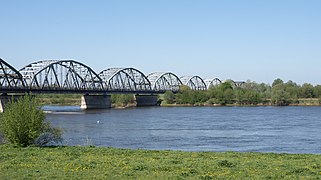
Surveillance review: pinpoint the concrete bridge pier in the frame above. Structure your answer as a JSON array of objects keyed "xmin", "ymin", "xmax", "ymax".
[
  {"xmin": 0, "ymin": 94, "xmax": 22, "ymax": 112},
  {"xmin": 135, "ymin": 94, "xmax": 159, "ymax": 107},
  {"xmin": 80, "ymin": 94, "xmax": 111, "ymax": 109}
]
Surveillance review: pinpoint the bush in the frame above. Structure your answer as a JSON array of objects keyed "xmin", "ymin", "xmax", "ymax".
[
  {"xmin": 163, "ymin": 91, "xmax": 175, "ymax": 104},
  {"xmin": 0, "ymin": 95, "xmax": 62, "ymax": 147},
  {"xmin": 271, "ymin": 89, "xmax": 291, "ymax": 106},
  {"xmin": 111, "ymin": 94, "xmax": 135, "ymax": 106}
]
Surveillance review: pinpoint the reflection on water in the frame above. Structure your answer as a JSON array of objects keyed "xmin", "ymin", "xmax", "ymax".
[{"xmin": 45, "ymin": 106, "xmax": 321, "ymax": 154}]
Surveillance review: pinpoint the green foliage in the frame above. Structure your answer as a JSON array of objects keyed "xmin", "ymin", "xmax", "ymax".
[
  {"xmin": 220, "ymin": 81, "xmax": 234, "ymax": 91},
  {"xmin": 0, "ymin": 133, "xmax": 5, "ymax": 144},
  {"xmin": 235, "ymin": 89, "xmax": 262, "ymax": 105},
  {"xmin": 36, "ymin": 94, "xmax": 81, "ymax": 105},
  {"xmin": 0, "ymin": 95, "xmax": 62, "ymax": 147},
  {"xmin": 27, "ymin": 79, "xmax": 321, "ymax": 107},
  {"xmin": 313, "ymin": 85, "xmax": 321, "ymax": 98},
  {"xmin": 1, "ymin": 146, "xmax": 321, "ymax": 179},
  {"xmin": 271, "ymin": 84, "xmax": 292, "ymax": 106},
  {"xmin": 176, "ymin": 86, "xmax": 208, "ymax": 104},
  {"xmin": 169, "ymin": 78, "xmax": 321, "ymax": 106},
  {"xmin": 176, "ymin": 85, "xmax": 193, "ymax": 104},
  {"xmin": 300, "ymin": 83, "xmax": 315, "ymax": 98},
  {"xmin": 206, "ymin": 82, "xmax": 234, "ymax": 105},
  {"xmin": 111, "ymin": 94, "xmax": 135, "ymax": 106},
  {"xmin": 163, "ymin": 91, "xmax": 175, "ymax": 104},
  {"xmin": 272, "ymin": 78, "xmax": 284, "ymax": 87}
]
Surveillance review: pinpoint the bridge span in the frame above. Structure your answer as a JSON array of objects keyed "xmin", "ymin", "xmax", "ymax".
[{"xmin": 0, "ymin": 58, "xmax": 244, "ymax": 111}]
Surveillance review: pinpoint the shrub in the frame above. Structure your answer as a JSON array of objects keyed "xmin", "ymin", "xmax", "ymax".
[
  {"xmin": 111, "ymin": 94, "xmax": 135, "ymax": 106},
  {"xmin": 271, "ymin": 84, "xmax": 291, "ymax": 106},
  {"xmin": 163, "ymin": 91, "xmax": 175, "ymax": 104},
  {"xmin": 0, "ymin": 95, "xmax": 62, "ymax": 147}
]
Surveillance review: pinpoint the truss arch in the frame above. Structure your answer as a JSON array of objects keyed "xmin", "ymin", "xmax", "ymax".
[
  {"xmin": 204, "ymin": 78, "xmax": 222, "ymax": 89},
  {"xmin": 19, "ymin": 60, "xmax": 103, "ymax": 90},
  {"xmin": 98, "ymin": 68, "xmax": 151, "ymax": 91},
  {"xmin": 0, "ymin": 58, "xmax": 25, "ymax": 88},
  {"xmin": 180, "ymin": 75, "xmax": 207, "ymax": 90},
  {"xmin": 147, "ymin": 72, "xmax": 182, "ymax": 92}
]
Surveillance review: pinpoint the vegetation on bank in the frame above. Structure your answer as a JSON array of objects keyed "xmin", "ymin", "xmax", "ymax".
[
  {"xmin": 111, "ymin": 94, "xmax": 136, "ymax": 107},
  {"xmin": 33, "ymin": 78, "xmax": 321, "ymax": 107},
  {"xmin": 162, "ymin": 78, "xmax": 321, "ymax": 106},
  {"xmin": 1, "ymin": 145, "xmax": 321, "ymax": 179},
  {"xmin": 35, "ymin": 94, "xmax": 136, "ymax": 107},
  {"xmin": 0, "ymin": 95, "xmax": 62, "ymax": 147},
  {"xmin": 36, "ymin": 94, "xmax": 82, "ymax": 106}
]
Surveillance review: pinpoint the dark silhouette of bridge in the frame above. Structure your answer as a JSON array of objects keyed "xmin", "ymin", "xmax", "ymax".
[{"xmin": 0, "ymin": 58, "xmax": 245, "ymax": 94}]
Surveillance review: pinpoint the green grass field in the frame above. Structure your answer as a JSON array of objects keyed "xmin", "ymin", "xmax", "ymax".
[{"xmin": 1, "ymin": 145, "xmax": 321, "ymax": 179}]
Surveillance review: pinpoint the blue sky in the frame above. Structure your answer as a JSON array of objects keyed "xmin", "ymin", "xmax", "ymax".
[{"xmin": 1, "ymin": 0, "xmax": 320, "ymax": 84}]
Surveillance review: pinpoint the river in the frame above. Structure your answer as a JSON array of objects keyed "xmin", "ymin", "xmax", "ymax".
[{"xmin": 44, "ymin": 106, "xmax": 321, "ymax": 154}]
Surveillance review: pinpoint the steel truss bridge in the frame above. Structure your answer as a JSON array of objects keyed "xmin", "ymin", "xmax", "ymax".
[{"xmin": 0, "ymin": 58, "xmax": 244, "ymax": 94}]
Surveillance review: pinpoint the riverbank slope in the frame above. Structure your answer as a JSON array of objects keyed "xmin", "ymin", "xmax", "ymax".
[{"xmin": 1, "ymin": 145, "xmax": 320, "ymax": 179}]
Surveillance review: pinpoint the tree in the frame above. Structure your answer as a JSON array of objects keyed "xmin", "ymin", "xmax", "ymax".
[
  {"xmin": 191, "ymin": 90, "xmax": 208, "ymax": 104},
  {"xmin": 245, "ymin": 90, "xmax": 262, "ymax": 105},
  {"xmin": 176, "ymin": 85, "xmax": 193, "ymax": 104},
  {"xmin": 111, "ymin": 94, "xmax": 135, "ymax": 106},
  {"xmin": 217, "ymin": 82, "xmax": 234, "ymax": 105},
  {"xmin": 235, "ymin": 89, "xmax": 246, "ymax": 105},
  {"xmin": 257, "ymin": 83, "xmax": 271, "ymax": 104},
  {"xmin": 224, "ymin": 89, "xmax": 235, "ymax": 105},
  {"xmin": 272, "ymin": 78, "xmax": 284, "ymax": 87},
  {"xmin": 284, "ymin": 80, "xmax": 300, "ymax": 99},
  {"xmin": 235, "ymin": 88, "xmax": 262, "ymax": 105},
  {"xmin": 300, "ymin": 83, "xmax": 315, "ymax": 98},
  {"xmin": 163, "ymin": 91, "xmax": 175, "ymax": 104},
  {"xmin": 271, "ymin": 84, "xmax": 291, "ymax": 106},
  {"xmin": 0, "ymin": 95, "xmax": 62, "ymax": 147},
  {"xmin": 220, "ymin": 82, "xmax": 234, "ymax": 91},
  {"xmin": 313, "ymin": 85, "xmax": 321, "ymax": 98}
]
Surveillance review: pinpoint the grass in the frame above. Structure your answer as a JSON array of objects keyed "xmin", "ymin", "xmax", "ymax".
[
  {"xmin": 36, "ymin": 94, "xmax": 81, "ymax": 106},
  {"xmin": 1, "ymin": 145, "xmax": 321, "ymax": 179}
]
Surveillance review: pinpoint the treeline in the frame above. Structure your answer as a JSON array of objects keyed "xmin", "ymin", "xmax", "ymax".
[{"xmin": 163, "ymin": 79, "xmax": 321, "ymax": 106}]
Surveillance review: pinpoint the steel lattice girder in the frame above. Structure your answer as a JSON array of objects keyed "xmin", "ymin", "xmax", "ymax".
[
  {"xmin": 224, "ymin": 80, "xmax": 245, "ymax": 88},
  {"xmin": 147, "ymin": 72, "xmax": 182, "ymax": 91},
  {"xmin": 19, "ymin": 60, "xmax": 104, "ymax": 90},
  {"xmin": 204, "ymin": 78, "xmax": 222, "ymax": 89},
  {"xmin": 0, "ymin": 58, "xmax": 25, "ymax": 88},
  {"xmin": 98, "ymin": 68, "xmax": 152, "ymax": 91},
  {"xmin": 180, "ymin": 75, "xmax": 207, "ymax": 90}
]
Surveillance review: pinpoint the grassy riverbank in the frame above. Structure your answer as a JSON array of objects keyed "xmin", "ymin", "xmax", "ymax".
[
  {"xmin": 36, "ymin": 94, "xmax": 81, "ymax": 106},
  {"xmin": 1, "ymin": 145, "xmax": 321, "ymax": 179}
]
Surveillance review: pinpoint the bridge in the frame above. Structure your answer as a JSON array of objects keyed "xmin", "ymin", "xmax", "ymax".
[{"xmin": 0, "ymin": 58, "xmax": 244, "ymax": 111}]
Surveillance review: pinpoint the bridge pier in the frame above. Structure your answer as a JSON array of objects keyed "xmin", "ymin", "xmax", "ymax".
[
  {"xmin": 0, "ymin": 94, "xmax": 22, "ymax": 112},
  {"xmin": 80, "ymin": 94, "xmax": 111, "ymax": 109},
  {"xmin": 135, "ymin": 95, "xmax": 159, "ymax": 107}
]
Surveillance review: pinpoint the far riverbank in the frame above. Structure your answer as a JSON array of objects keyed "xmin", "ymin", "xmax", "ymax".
[{"xmin": 36, "ymin": 95, "xmax": 321, "ymax": 107}]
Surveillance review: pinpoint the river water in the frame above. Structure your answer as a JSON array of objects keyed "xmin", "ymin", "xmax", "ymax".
[{"xmin": 44, "ymin": 106, "xmax": 321, "ymax": 154}]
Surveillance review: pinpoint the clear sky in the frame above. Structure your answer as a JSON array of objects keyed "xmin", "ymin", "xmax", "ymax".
[{"xmin": 1, "ymin": 0, "xmax": 320, "ymax": 85}]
